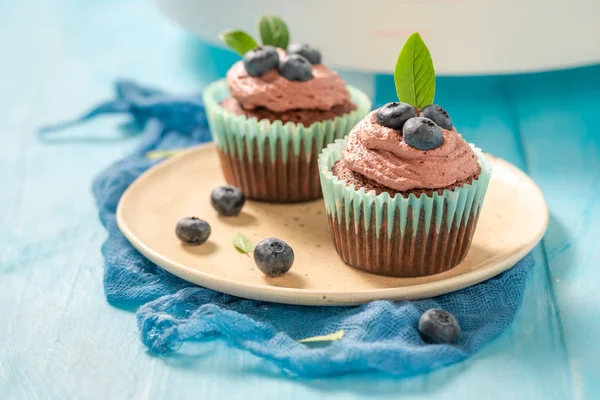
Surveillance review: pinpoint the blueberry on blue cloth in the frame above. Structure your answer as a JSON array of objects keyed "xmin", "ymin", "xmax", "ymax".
[{"xmin": 418, "ymin": 308, "xmax": 462, "ymax": 344}]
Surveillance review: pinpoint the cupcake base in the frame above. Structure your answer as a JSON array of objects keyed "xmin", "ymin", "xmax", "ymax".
[
  {"xmin": 327, "ymin": 200, "xmax": 479, "ymax": 277},
  {"xmin": 217, "ymin": 136, "xmax": 322, "ymax": 202},
  {"xmin": 204, "ymin": 80, "xmax": 372, "ymax": 203},
  {"xmin": 319, "ymin": 139, "xmax": 492, "ymax": 277}
]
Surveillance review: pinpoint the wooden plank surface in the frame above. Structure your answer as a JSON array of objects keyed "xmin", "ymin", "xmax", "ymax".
[
  {"xmin": 0, "ymin": 0, "xmax": 594, "ymax": 399},
  {"xmin": 508, "ymin": 66, "xmax": 600, "ymax": 399}
]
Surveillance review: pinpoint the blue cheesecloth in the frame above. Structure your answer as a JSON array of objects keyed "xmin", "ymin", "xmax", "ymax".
[{"xmin": 41, "ymin": 80, "xmax": 533, "ymax": 378}]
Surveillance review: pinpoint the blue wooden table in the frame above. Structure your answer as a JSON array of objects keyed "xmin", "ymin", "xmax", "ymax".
[{"xmin": 2, "ymin": 1, "xmax": 599, "ymax": 398}]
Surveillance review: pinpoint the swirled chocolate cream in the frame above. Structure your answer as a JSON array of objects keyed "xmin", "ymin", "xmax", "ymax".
[
  {"xmin": 332, "ymin": 108, "xmax": 480, "ymax": 197},
  {"xmin": 221, "ymin": 46, "xmax": 356, "ymax": 126}
]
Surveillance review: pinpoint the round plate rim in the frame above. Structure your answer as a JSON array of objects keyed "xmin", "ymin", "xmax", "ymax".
[{"xmin": 116, "ymin": 143, "xmax": 548, "ymax": 305}]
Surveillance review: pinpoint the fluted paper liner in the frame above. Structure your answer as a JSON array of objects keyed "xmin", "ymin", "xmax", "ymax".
[
  {"xmin": 318, "ymin": 139, "xmax": 492, "ymax": 277},
  {"xmin": 203, "ymin": 79, "xmax": 371, "ymax": 202}
]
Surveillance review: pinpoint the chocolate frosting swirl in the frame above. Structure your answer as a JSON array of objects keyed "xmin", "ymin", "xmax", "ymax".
[
  {"xmin": 343, "ymin": 111, "xmax": 480, "ymax": 192},
  {"xmin": 226, "ymin": 52, "xmax": 351, "ymax": 113}
]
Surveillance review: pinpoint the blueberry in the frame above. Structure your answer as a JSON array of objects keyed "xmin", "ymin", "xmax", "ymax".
[
  {"xmin": 418, "ymin": 308, "xmax": 461, "ymax": 344},
  {"xmin": 175, "ymin": 217, "xmax": 211, "ymax": 245},
  {"xmin": 211, "ymin": 185, "xmax": 245, "ymax": 217},
  {"xmin": 375, "ymin": 102, "xmax": 418, "ymax": 130},
  {"xmin": 243, "ymin": 46, "xmax": 279, "ymax": 77},
  {"xmin": 254, "ymin": 238, "xmax": 294, "ymax": 277},
  {"xmin": 402, "ymin": 117, "xmax": 444, "ymax": 150},
  {"xmin": 288, "ymin": 43, "xmax": 322, "ymax": 64},
  {"xmin": 279, "ymin": 54, "xmax": 313, "ymax": 82},
  {"xmin": 422, "ymin": 104, "xmax": 453, "ymax": 130}
]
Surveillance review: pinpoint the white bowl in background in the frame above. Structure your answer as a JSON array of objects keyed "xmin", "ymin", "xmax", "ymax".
[{"xmin": 156, "ymin": 0, "xmax": 600, "ymax": 75}]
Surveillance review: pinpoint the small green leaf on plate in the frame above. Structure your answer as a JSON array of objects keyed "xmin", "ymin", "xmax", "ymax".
[
  {"xmin": 394, "ymin": 32, "xmax": 436, "ymax": 109},
  {"xmin": 219, "ymin": 30, "xmax": 258, "ymax": 56},
  {"xmin": 258, "ymin": 15, "xmax": 290, "ymax": 49},
  {"xmin": 298, "ymin": 329, "xmax": 345, "ymax": 343},
  {"xmin": 146, "ymin": 149, "xmax": 186, "ymax": 161},
  {"xmin": 233, "ymin": 233, "xmax": 255, "ymax": 254}
]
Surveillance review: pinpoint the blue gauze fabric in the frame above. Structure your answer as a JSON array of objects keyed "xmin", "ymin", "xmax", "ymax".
[{"xmin": 42, "ymin": 80, "xmax": 533, "ymax": 378}]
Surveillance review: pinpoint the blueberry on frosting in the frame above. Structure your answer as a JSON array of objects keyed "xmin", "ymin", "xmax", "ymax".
[
  {"xmin": 422, "ymin": 104, "xmax": 453, "ymax": 130},
  {"xmin": 243, "ymin": 46, "xmax": 279, "ymax": 77},
  {"xmin": 402, "ymin": 117, "xmax": 444, "ymax": 150},
  {"xmin": 288, "ymin": 43, "xmax": 322, "ymax": 64},
  {"xmin": 375, "ymin": 102, "xmax": 418, "ymax": 131},
  {"xmin": 279, "ymin": 54, "xmax": 313, "ymax": 82}
]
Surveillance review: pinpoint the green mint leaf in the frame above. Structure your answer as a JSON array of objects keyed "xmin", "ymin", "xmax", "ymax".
[
  {"xmin": 233, "ymin": 233, "xmax": 255, "ymax": 254},
  {"xmin": 219, "ymin": 30, "xmax": 258, "ymax": 56},
  {"xmin": 146, "ymin": 149, "xmax": 186, "ymax": 161},
  {"xmin": 298, "ymin": 329, "xmax": 345, "ymax": 343},
  {"xmin": 394, "ymin": 32, "xmax": 436, "ymax": 109},
  {"xmin": 258, "ymin": 15, "xmax": 290, "ymax": 49}
]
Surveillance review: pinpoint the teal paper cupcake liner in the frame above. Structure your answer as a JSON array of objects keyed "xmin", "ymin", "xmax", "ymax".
[
  {"xmin": 318, "ymin": 139, "xmax": 492, "ymax": 277},
  {"xmin": 203, "ymin": 79, "xmax": 371, "ymax": 202}
]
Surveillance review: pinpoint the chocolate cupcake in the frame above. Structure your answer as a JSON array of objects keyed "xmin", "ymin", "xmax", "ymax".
[
  {"xmin": 203, "ymin": 16, "xmax": 371, "ymax": 202},
  {"xmin": 318, "ymin": 33, "xmax": 492, "ymax": 277}
]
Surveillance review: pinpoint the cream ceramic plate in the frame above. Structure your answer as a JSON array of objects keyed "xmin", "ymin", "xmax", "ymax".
[{"xmin": 117, "ymin": 143, "xmax": 548, "ymax": 306}]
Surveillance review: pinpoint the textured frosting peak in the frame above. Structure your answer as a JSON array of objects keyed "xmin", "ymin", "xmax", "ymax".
[
  {"xmin": 226, "ymin": 52, "xmax": 351, "ymax": 113},
  {"xmin": 343, "ymin": 111, "xmax": 480, "ymax": 192}
]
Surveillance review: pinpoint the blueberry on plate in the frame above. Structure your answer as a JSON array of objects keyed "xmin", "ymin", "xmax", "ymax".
[
  {"xmin": 422, "ymin": 104, "xmax": 453, "ymax": 130},
  {"xmin": 418, "ymin": 308, "xmax": 462, "ymax": 344},
  {"xmin": 211, "ymin": 185, "xmax": 245, "ymax": 217},
  {"xmin": 243, "ymin": 46, "xmax": 280, "ymax": 77},
  {"xmin": 288, "ymin": 43, "xmax": 322, "ymax": 64},
  {"xmin": 279, "ymin": 54, "xmax": 313, "ymax": 82},
  {"xmin": 402, "ymin": 117, "xmax": 444, "ymax": 150},
  {"xmin": 254, "ymin": 238, "xmax": 294, "ymax": 277},
  {"xmin": 375, "ymin": 102, "xmax": 418, "ymax": 131},
  {"xmin": 175, "ymin": 217, "xmax": 211, "ymax": 245}
]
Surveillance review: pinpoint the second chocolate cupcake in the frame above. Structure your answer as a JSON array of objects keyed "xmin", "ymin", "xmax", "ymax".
[
  {"xmin": 204, "ymin": 16, "xmax": 371, "ymax": 202},
  {"xmin": 319, "ymin": 33, "xmax": 492, "ymax": 277}
]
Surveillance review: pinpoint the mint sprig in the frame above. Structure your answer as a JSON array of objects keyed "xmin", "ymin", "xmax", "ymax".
[
  {"xmin": 219, "ymin": 15, "xmax": 290, "ymax": 56},
  {"xmin": 298, "ymin": 329, "xmax": 345, "ymax": 343},
  {"xmin": 394, "ymin": 32, "xmax": 436, "ymax": 109},
  {"xmin": 219, "ymin": 30, "xmax": 258, "ymax": 56},
  {"xmin": 146, "ymin": 149, "xmax": 185, "ymax": 160},
  {"xmin": 258, "ymin": 15, "xmax": 290, "ymax": 49},
  {"xmin": 233, "ymin": 233, "xmax": 255, "ymax": 254}
]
